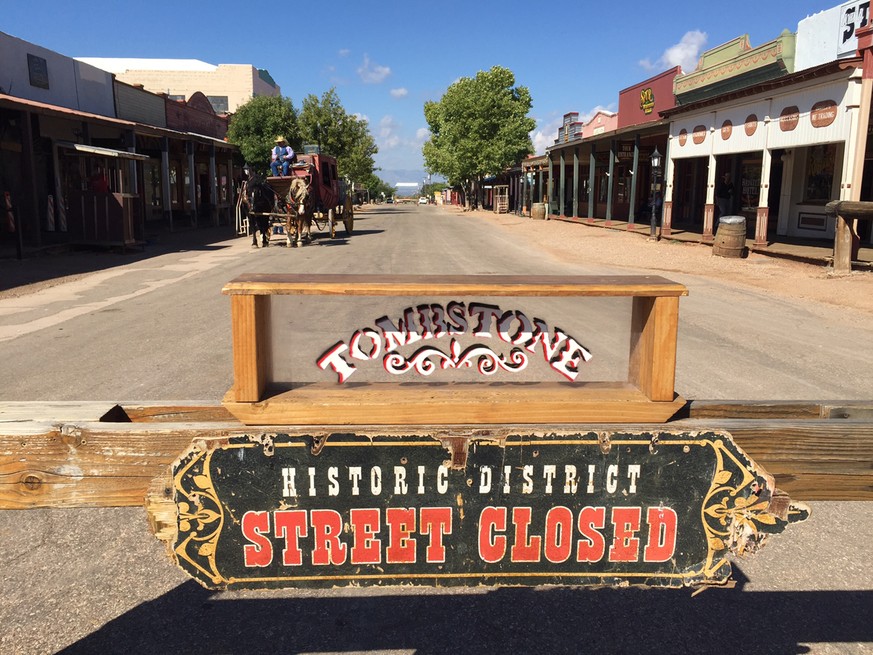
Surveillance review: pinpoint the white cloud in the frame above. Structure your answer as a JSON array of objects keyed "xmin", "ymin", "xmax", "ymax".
[
  {"xmin": 531, "ymin": 116, "xmax": 562, "ymax": 155},
  {"xmin": 415, "ymin": 127, "xmax": 430, "ymax": 142},
  {"xmin": 639, "ymin": 30, "xmax": 707, "ymax": 73},
  {"xmin": 390, "ymin": 87, "xmax": 408, "ymax": 98},
  {"xmin": 378, "ymin": 115, "xmax": 402, "ymax": 149},
  {"xmin": 353, "ymin": 112, "xmax": 370, "ymax": 124},
  {"xmin": 338, "ymin": 48, "xmax": 350, "ymax": 57},
  {"xmin": 358, "ymin": 54, "xmax": 391, "ymax": 84}
]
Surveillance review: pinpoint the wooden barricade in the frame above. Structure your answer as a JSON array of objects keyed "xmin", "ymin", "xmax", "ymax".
[
  {"xmin": 2, "ymin": 274, "xmax": 872, "ymax": 590},
  {"xmin": 221, "ymin": 274, "xmax": 687, "ymax": 425}
]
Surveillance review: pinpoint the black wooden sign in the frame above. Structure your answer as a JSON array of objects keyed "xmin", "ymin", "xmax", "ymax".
[{"xmin": 160, "ymin": 430, "xmax": 808, "ymax": 590}]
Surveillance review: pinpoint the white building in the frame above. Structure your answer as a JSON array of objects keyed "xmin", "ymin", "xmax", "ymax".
[{"xmin": 76, "ymin": 58, "xmax": 280, "ymax": 114}]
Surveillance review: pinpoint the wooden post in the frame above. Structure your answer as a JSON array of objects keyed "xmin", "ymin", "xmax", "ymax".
[
  {"xmin": 229, "ymin": 294, "xmax": 270, "ymax": 402},
  {"xmin": 827, "ymin": 200, "xmax": 867, "ymax": 275},
  {"xmin": 628, "ymin": 296, "xmax": 679, "ymax": 402}
]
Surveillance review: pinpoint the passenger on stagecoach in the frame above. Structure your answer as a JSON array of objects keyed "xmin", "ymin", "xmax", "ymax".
[{"xmin": 270, "ymin": 137, "xmax": 296, "ymax": 177}]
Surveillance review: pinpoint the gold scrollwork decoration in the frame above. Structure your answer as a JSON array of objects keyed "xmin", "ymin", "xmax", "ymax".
[{"xmin": 173, "ymin": 449, "xmax": 225, "ymax": 585}]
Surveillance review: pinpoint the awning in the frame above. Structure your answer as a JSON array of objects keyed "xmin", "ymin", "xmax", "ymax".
[{"xmin": 56, "ymin": 141, "xmax": 151, "ymax": 161}]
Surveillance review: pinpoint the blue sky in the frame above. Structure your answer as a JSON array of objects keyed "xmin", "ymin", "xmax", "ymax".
[{"xmin": 3, "ymin": 1, "xmax": 838, "ymax": 177}]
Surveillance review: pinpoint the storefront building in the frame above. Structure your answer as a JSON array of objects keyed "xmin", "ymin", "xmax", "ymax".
[
  {"xmin": 661, "ymin": 11, "xmax": 873, "ymax": 246},
  {"xmin": 1, "ymin": 31, "xmax": 238, "ymax": 253},
  {"xmin": 544, "ymin": 67, "xmax": 680, "ymax": 225},
  {"xmin": 662, "ymin": 60, "xmax": 860, "ymax": 245}
]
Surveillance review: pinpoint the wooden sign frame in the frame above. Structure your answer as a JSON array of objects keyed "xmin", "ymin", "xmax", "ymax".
[{"xmin": 221, "ymin": 274, "xmax": 688, "ymax": 425}]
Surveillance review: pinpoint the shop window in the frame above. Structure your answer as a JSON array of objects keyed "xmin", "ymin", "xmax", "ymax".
[
  {"xmin": 27, "ymin": 54, "xmax": 49, "ymax": 90},
  {"xmin": 207, "ymin": 96, "xmax": 229, "ymax": 113},
  {"xmin": 803, "ymin": 144, "xmax": 836, "ymax": 204},
  {"xmin": 740, "ymin": 159, "xmax": 762, "ymax": 211},
  {"xmin": 148, "ymin": 163, "xmax": 162, "ymax": 207}
]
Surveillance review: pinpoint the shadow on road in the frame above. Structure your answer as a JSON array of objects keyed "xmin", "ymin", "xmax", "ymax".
[
  {"xmin": 60, "ymin": 571, "xmax": 873, "ymax": 654},
  {"xmin": 0, "ymin": 226, "xmax": 238, "ymax": 294}
]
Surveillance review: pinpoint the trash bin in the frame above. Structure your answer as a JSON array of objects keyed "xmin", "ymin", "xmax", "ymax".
[
  {"xmin": 532, "ymin": 202, "xmax": 546, "ymax": 220},
  {"xmin": 712, "ymin": 215, "xmax": 747, "ymax": 258}
]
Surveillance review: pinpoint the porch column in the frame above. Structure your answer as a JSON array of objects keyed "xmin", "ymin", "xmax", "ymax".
[
  {"xmin": 572, "ymin": 147, "xmax": 579, "ymax": 219},
  {"xmin": 186, "ymin": 141, "xmax": 198, "ymax": 226},
  {"xmin": 228, "ymin": 154, "xmax": 235, "ymax": 214},
  {"xmin": 605, "ymin": 139, "xmax": 616, "ymax": 224},
  {"xmin": 209, "ymin": 144, "xmax": 218, "ymax": 226},
  {"xmin": 662, "ymin": 151, "xmax": 675, "ymax": 237},
  {"xmin": 161, "ymin": 137, "xmax": 172, "ymax": 231},
  {"xmin": 587, "ymin": 143, "xmax": 596, "ymax": 221},
  {"xmin": 628, "ymin": 135, "xmax": 640, "ymax": 230},
  {"xmin": 703, "ymin": 153, "xmax": 717, "ymax": 243},
  {"xmin": 22, "ymin": 111, "xmax": 41, "ymax": 247},
  {"xmin": 753, "ymin": 149, "xmax": 773, "ymax": 247},
  {"xmin": 559, "ymin": 150, "xmax": 566, "ymax": 217},
  {"xmin": 548, "ymin": 155, "xmax": 555, "ymax": 216}
]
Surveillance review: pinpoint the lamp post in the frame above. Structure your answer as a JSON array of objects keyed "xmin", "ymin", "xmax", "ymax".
[{"xmin": 649, "ymin": 147, "xmax": 662, "ymax": 239}]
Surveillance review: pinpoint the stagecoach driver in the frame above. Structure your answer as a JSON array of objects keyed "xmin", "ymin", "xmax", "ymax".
[{"xmin": 270, "ymin": 136, "xmax": 296, "ymax": 176}]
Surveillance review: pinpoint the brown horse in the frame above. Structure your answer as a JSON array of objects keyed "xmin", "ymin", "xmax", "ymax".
[
  {"xmin": 284, "ymin": 177, "xmax": 313, "ymax": 247},
  {"xmin": 242, "ymin": 175, "xmax": 275, "ymax": 247}
]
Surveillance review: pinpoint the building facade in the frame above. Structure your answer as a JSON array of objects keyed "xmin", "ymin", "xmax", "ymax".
[
  {"xmin": 76, "ymin": 58, "xmax": 281, "ymax": 114},
  {"xmin": 0, "ymin": 32, "xmax": 239, "ymax": 254}
]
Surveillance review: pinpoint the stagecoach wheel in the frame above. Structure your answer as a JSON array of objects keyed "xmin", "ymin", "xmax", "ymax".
[
  {"xmin": 328, "ymin": 208, "xmax": 336, "ymax": 238},
  {"xmin": 343, "ymin": 197, "xmax": 354, "ymax": 235}
]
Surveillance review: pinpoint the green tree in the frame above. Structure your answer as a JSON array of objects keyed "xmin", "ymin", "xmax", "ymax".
[
  {"xmin": 298, "ymin": 88, "xmax": 378, "ymax": 182},
  {"xmin": 226, "ymin": 95, "xmax": 299, "ymax": 174},
  {"xmin": 423, "ymin": 66, "xmax": 535, "ymax": 209}
]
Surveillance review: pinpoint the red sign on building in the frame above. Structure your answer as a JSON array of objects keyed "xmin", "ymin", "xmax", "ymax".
[{"xmin": 617, "ymin": 67, "xmax": 680, "ymax": 130}]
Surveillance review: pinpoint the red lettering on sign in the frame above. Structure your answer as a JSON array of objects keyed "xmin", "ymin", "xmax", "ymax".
[
  {"xmin": 311, "ymin": 509, "xmax": 348, "ymax": 566},
  {"xmin": 420, "ymin": 507, "xmax": 453, "ymax": 563},
  {"xmin": 576, "ymin": 506, "xmax": 607, "ymax": 562},
  {"xmin": 643, "ymin": 507, "xmax": 678, "ymax": 562},
  {"xmin": 386, "ymin": 507, "xmax": 417, "ymax": 564},
  {"xmin": 543, "ymin": 506, "xmax": 574, "ymax": 563},
  {"xmin": 510, "ymin": 507, "xmax": 543, "ymax": 562},
  {"xmin": 478, "ymin": 506, "xmax": 508, "ymax": 563},
  {"xmin": 349, "ymin": 507, "xmax": 381, "ymax": 564},
  {"xmin": 242, "ymin": 510, "xmax": 273, "ymax": 567},
  {"xmin": 608, "ymin": 507, "xmax": 642, "ymax": 562},
  {"xmin": 274, "ymin": 510, "xmax": 307, "ymax": 566}
]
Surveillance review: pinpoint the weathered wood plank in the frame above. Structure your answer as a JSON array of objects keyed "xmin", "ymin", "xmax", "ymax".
[
  {"xmin": 1, "ymin": 412, "xmax": 872, "ymax": 507},
  {"xmin": 686, "ymin": 400, "xmax": 873, "ymax": 420},
  {"xmin": 222, "ymin": 382, "xmax": 686, "ymax": 425},
  {"xmin": 221, "ymin": 274, "xmax": 689, "ymax": 297},
  {"xmin": 0, "ymin": 401, "xmax": 121, "ymax": 424}
]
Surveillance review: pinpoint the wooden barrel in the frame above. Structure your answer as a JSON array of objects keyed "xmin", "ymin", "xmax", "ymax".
[
  {"xmin": 712, "ymin": 216, "xmax": 747, "ymax": 258},
  {"xmin": 531, "ymin": 203, "xmax": 546, "ymax": 220}
]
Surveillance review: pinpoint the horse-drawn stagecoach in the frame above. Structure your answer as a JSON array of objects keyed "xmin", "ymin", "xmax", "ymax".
[{"xmin": 237, "ymin": 151, "xmax": 354, "ymax": 247}]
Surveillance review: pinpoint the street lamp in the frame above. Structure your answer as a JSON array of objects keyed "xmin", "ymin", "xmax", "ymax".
[{"xmin": 650, "ymin": 147, "xmax": 662, "ymax": 239}]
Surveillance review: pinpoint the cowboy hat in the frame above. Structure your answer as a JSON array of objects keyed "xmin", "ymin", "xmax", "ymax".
[{"xmin": 274, "ymin": 136, "xmax": 287, "ymax": 143}]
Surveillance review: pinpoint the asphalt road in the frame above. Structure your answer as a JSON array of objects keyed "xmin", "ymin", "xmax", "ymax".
[{"xmin": 1, "ymin": 203, "xmax": 872, "ymax": 654}]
